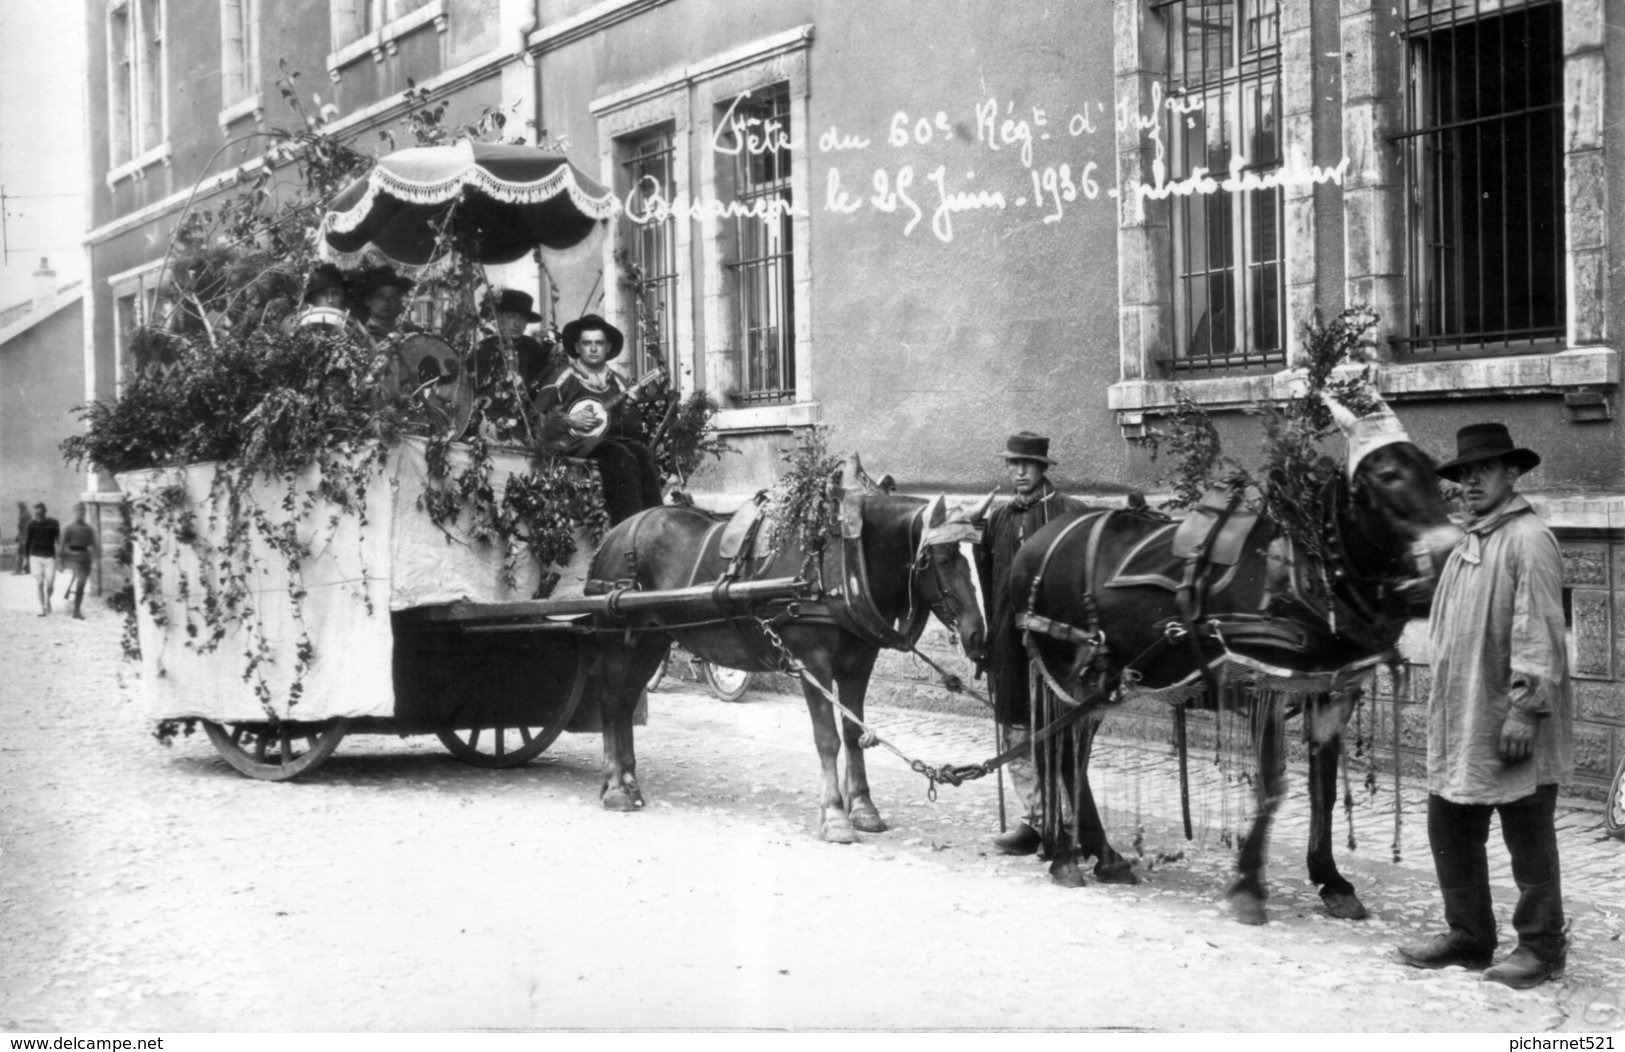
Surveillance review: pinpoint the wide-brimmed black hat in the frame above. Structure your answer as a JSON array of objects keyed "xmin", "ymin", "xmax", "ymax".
[
  {"xmin": 354, "ymin": 265, "xmax": 413, "ymax": 296},
  {"xmin": 1002, "ymin": 431, "xmax": 1055, "ymax": 466},
  {"xmin": 560, "ymin": 313, "xmax": 624, "ymax": 360},
  {"xmin": 1437, "ymin": 422, "xmax": 1541, "ymax": 482},
  {"xmin": 486, "ymin": 288, "xmax": 542, "ymax": 322},
  {"xmin": 302, "ymin": 263, "xmax": 350, "ymax": 303}
]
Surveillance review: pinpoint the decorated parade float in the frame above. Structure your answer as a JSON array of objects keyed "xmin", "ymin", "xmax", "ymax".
[{"xmin": 65, "ymin": 80, "xmax": 754, "ymax": 779}]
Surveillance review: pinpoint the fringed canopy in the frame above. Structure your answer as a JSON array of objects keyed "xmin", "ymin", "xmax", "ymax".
[{"xmin": 319, "ymin": 141, "xmax": 619, "ymax": 268}]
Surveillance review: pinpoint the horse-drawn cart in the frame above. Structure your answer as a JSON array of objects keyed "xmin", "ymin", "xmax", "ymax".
[{"xmin": 120, "ymin": 439, "xmax": 804, "ymax": 781}]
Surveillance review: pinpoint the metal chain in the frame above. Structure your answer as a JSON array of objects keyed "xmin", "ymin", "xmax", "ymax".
[{"xmin": 756, "ymin": 617, "xmax": 993, "ymax": 801}]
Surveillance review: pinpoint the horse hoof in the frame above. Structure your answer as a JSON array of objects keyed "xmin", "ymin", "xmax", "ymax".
[
  {"xmin": 1322, "ymin": 890, "xmax": 1369, "ymax": 921},
  {"xmin": 602, "ymin": 787, "xmax": 645, "ymax": 812},
  {"xmin": 1049, "ymin": 859, "xmax": 1087, "ymax": 888},
  {"xmin": 849, "ymin": 805, "xmax": 888, "ymax": 834},
  {"xmin": 1227, "ymin": 890, "xmax": 1268, "ymax": 926},
  {"xmin": 821, "ymin": 821, "xmax": 859, "ymax": 845},
  {"xmin": 1095, "ymin": 860, "xmax": 1140, "ymax": 886}
]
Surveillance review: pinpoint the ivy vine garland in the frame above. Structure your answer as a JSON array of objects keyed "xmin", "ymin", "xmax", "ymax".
[{"xmin": 62, "ymin": 72, "xmax": 619, "ymax": 729}]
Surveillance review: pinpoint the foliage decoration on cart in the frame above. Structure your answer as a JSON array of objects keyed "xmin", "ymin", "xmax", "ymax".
[{"xmin": 60, "ymin": 66, "xmax": 722, "ymax": 748}]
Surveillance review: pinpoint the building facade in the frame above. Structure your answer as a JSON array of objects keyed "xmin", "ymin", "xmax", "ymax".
[{"xmin": 79, "ymin": 0, "xmax": 1624, "ymax": 790}]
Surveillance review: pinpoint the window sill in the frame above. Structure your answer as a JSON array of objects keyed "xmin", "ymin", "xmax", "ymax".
[
  {"xmin": 327, "ymin": 0, "xmax": 447, "ymax": 75},
  {"xmin": 106, "ymin": 142, "xmax": 172, "ymax": 188},
  {"xmin": 217, "ymin": 94, "xmax": 264, "ymax": 133},
  {"xmin": 1376, "ymin": 346, "xmax": 1618, "ymax": 399},
  {"xmin": 1110, "ymin": 346, "xmax": 1619, "ymax": 427},
  {"xmin": 711, "ymin": 401, "xmax": 820, "ymax": 433}
]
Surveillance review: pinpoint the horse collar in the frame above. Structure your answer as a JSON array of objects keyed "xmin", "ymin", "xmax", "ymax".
[{"xmin": 825, "ymin": 502, "xmax": 930, "ymax": 650}]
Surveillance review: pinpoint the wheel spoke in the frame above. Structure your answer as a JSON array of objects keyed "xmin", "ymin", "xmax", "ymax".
[
  {"xmin": 518, "ymin": 726, "xmax": 534, "ymax": 746},
  {"xmin": 494, "ymin": 728, "xmax": 506, "ymax": 758},
  {"xmin": 253, "ymin": 731, "xmax": 269, "ymax": 763},
  {"xmin": 467, "ymin": 727, "xmax": 481, "ymax": 750},
  {"xmin": 279, "ymin": 725, "xmax": 294, "ymax": 765}
]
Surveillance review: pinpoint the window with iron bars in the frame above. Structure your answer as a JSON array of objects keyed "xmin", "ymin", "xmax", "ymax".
[
  {"xmin": 1397, "ymin": 0, "xmax": 1564, "ymax": 357},
  {"xmin": 723, "ymin": 85, "xmax": 795, "ymax": 405},
  {"xmin": 620, "ymin": 128, "xmax": 679, "ymax": 380},
  {"xmin": 1159, "ymin": 0, "xmax": 1285, "ymax": 374}
]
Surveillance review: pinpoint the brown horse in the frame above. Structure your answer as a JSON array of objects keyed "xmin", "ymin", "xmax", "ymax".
[
  {"xmin": 586, "ymin": 456, "xmax": 987, "ymax": 843},
  {"xmin": 1011, "ymin": 404, "xmax": 1461, "ymax": 923}
]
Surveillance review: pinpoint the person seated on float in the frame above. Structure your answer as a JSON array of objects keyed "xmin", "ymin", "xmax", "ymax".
[
  {"xmin": 286, "ymin": 263, "xmax": 360, "ymax": 336},
  {"xmin": 471, "ymin": 288, "xmax": 556, "ymax": 403},
  {"xmin": 535, "ymin": 314, "xmax": 664, "ymax": 525},
  {"xmin": 351, "ymin": 266, "xmax": 414, "ymax": 343}
]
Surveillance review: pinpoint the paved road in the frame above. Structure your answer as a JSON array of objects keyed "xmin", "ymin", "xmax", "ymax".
[{"xmin": 2, "ymin": 575, "xmax": 1622, "ymax": 1032}]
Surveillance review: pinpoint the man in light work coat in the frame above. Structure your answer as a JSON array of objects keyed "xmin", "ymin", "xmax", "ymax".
[
  {"xmin": 1399, "ymin": 423, "xmax": 1574, "ymax": 989},
  {"xmin": 972, "ymin": 432, "xmax": 1087, "ymax": 855}
]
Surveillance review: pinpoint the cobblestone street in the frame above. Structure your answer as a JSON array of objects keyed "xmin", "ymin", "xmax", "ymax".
[{"xmin": 2, "ymin": 576, "xmax": 1623, "ymax": 1032}]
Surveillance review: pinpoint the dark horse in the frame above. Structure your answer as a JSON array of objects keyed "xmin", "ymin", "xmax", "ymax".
[
  {"xmin": 586, "ymin": 455, "xmax": 987, "ymax": 842},
  {"xmin": 1011, "ymin": 402, "xmax": 1461, "ymax": 923}
]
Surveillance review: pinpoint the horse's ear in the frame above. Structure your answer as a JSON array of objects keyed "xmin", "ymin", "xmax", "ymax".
[
  {"xmin": 961, "ymin": 490, "xmax": 996, "ymax": 523},
  {"xmin": 924, "ymin": 494, "xmax": 947, "ymax": 527},
  {"xmin": 877, "ymin": 473, "xmax": 896, "ymax": 494}
]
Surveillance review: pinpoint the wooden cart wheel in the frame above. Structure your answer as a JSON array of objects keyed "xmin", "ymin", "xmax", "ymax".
[
  {"xmin": 645, "ymin": 654, "xmax": 670, "ymax": 694},
  {"xmin": 703, "ymin": 661, "xmax": 752, "ymax": 703},
  {"xmin": 202, "ymin": 718, "xmax": 350, "ymax": 782},
  {"xmin": 1605, "ymin": 755, "xmax": 1625, "ymax": 841},
  {"xmin": 436, "ymin": 665, "xmax": 587, "ymax": 769}
]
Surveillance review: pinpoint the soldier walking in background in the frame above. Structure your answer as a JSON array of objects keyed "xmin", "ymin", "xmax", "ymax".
[
  {"xmin": 58, "ymin": 503, "xmax": 99, "ymax": 621},
  {"xmin": 13, "ymin": 502, "xmax": 30, "ymax": 574}
]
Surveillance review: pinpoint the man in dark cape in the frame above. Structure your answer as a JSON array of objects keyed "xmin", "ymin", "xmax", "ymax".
[{"xmin": 972, "ymin": 432, "xmax": 1088, "ymax": 855}]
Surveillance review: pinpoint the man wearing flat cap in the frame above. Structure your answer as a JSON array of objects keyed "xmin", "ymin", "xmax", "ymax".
[
  {"xmin": 972, "ymin": 432, "xmax": 1088, "ymax": 857},
  {"xmin": 1399, "ymin": 422, "xmax": 1573, "ymax": 988},
  {"xmin": 535, "ymin": 314, "xmax": 663, "ymax": 524}
]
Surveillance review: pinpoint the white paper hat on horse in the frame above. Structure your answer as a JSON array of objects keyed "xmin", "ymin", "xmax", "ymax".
[{"xmin": 1323, "ymin": 393, "xmax": 1411, "ymax": 482}]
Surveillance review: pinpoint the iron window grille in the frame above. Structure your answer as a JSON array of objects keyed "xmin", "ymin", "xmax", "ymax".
[
  {"xmin": 1395, "ymin": 0, "xmax": 1564, "ymax": 357},
  {"xmin": 723, "ymin": 85, "xmax": 795, "ymax": 406},
  {"xmin": 620, "ymin": 129, "xmax": 679, "ymax": 380},
  {"xmin": 1158, "ymin": 0, "xmax": 1286, "ymax": 374}
]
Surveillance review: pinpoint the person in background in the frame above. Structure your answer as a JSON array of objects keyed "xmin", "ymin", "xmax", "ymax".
[
  {"xmin": 58, "ymin": 503, "xmax": 99, "ymax": 621},
  {"xmin": 472, "ymin": 289, "xmax": 554, "ymax": 402},
  {"xmin": 22, "ymin": 503, "xmax": 61, "ymax": 616},
  {"xmin": 971, "ymin": 432, "xmax": 1088, "ymax": 859},
  {"xmin": 288, "ymin": 263, "xmax": 358, "ymax": 335},
  {"xmin": 13, "ymin": 502, "xmax": 29, "ymax": 574},
  {"xmin": 1398, "ymin": 423, "xmax": 1574, "ymax": 989},
  {"xmin": 352, "ymin": 266, "xmax": 413, "ymax": 342}
]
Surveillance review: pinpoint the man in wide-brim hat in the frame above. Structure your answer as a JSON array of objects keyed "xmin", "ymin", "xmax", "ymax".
[
  {"xmin": 535, "ymin": 314, "xmax": 661, "ymax": 524},
  {"xmin": 473, "ymin": 288, "xmax": 554, "ymax": 398},
  {"xmin": 559, "ymin": 312, "xmax": 625, "ymax": 361},
  {"xmin": 971, "ymin": 433, "xmax": 1096, "ymax": 872},
  {"xmin": 353, "ymin": 265, "xmax": 414, "ymax": 338},
  {"xmin": 1399, "ymin": 422, "xmax": 1573, "ymax": 988}
]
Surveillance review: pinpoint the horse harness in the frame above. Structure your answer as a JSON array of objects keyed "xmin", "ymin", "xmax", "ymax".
[{"xmin": 612, "ymin": 491, "xmax": 940, "ymax": 661}]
